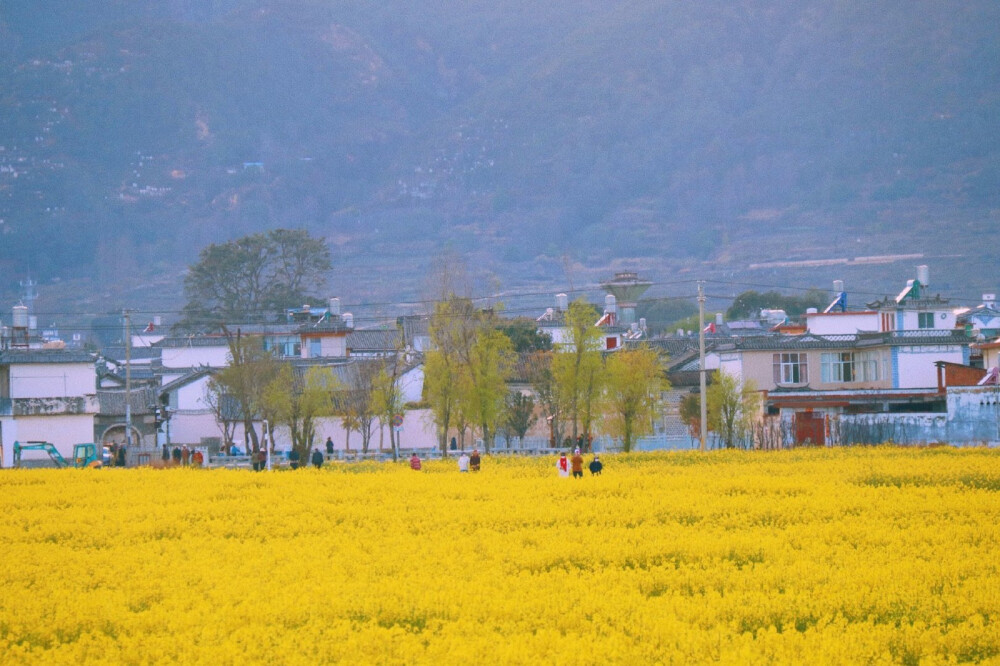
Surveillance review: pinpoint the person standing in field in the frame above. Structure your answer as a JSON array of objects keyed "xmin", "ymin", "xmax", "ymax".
[
  {"xmin": 288, "ymin": 448, "xmax": 301, "ymax": 470},
  {"xmin": 589, "ymin": 454, "xmax": 603, "ymax": 476},
  {"xmin": 571, "ymin": 448, "xmax": 584, "ymax": 479},
  {"xmin": 470, "ymin": 449, "xmax": 481, "ymax": 472},
  {"xmin": 410, "ymin": 453, "xmax": 422, "ymax": 471},
  {"xmin": 325, "ymin": 437, "xmax": 334, "ymax": 457},
  {"xmin": 181, "ymin": 445, "xmax": 190, "ymax": 466},
  {"xmin": 311, "ymin": 448, "xmax": 324, "ymax": 469},
  {"xmin": 457, "ymin": 452, "xmax": 470, "ymax": 472},
  {"xmin": 557, "ymin": 452, "xmax": 570, "ymax": 478}
]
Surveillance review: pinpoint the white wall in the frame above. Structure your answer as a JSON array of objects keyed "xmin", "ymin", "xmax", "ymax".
[
  {"xmin": 8, "ymin": 362, "xmax": 95, "ymax": 399},
  {"xmin": 895, "ymin": 345, "xmax": 966, "ymax": 388},
  {"xmin": 896, "ymin": 309, "xmax": 957, "ymax": 330},
  {"xmin": 805, "ymin": 312, "xmax": 879, "ymax": 335},
  {"xmin": 717, "ymin": 352, "xmax": 743, "ymax": 380},
  {"xmin": 160, "ymin": 345, "xmax": 230, "ymax": 369},
  {"xmin": 399, "ymin": 365, "xmax": 424, "ymax": 404},
  {"xmin": 0, "ymin": 414, "xmax": 95, "ymax": 467}
]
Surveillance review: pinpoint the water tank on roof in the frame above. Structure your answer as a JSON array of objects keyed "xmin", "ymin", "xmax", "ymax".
[
  {"xmin": 806, "ymin": 308, "xmax": 818, "ymax": 314},
  {"xmin": 555, "ymin": 293, "xmax": 568, "ymax": 311},
  {"xmin": 329, "ymin": 297, "xmax": 341, "ymax": 316},
  {"xmin": 917, "ymin": 265, "xmax": 930, "ymax": 288},
  {"xmin": 833, "ymin": 280, "xmax": 844, "ymax": 293},
  {"xmin": 12, "ymin": 305, "xmax": 28, "ymax": 328},
  {"xmin": 605, "ymin": 294, "xmax": 617, "ymax": 313},
  {"xmin": 343, "ymin": 312, "xmax": 354, "ymax": 328}
]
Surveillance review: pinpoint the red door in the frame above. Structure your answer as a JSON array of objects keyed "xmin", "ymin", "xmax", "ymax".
[{"xmin": 794, "ymin": 411, "xmax": 825, "ymax": 446}]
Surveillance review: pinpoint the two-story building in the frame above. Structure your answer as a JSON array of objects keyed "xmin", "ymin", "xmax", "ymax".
[
  {"xmin": 717, "ymin": 270, "xmax": 971, "ymax": 444},
  {"xmin": 0, "ymin": 349, "xmax": 99, "ymax": 467}
]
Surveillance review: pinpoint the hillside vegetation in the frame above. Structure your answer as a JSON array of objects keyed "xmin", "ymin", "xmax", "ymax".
[{"xmin": 1, "ymin": 1, "xmax": 998, "ymax": 309}]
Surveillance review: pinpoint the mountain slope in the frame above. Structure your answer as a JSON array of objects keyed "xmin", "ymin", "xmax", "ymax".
[{"xmin": 1, "ymin": 1, "xmax": 998, "ymax": 310}]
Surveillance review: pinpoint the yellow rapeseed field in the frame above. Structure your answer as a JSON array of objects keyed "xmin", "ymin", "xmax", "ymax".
[{"xmin": 1, "ymin": 447, "xmax": 999, "ymax": 664}]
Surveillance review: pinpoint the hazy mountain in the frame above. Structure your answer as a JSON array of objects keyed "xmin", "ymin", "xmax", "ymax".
[{"xmin": 1, "ymin": 1, "xmax": 998, "ymax": 314}]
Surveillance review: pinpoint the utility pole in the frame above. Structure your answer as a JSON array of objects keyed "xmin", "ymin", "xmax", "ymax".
[
  {"xmin": 698, "ymin": 282, "xmax": 707, "ymax": 452},
  {"xmin": 124, "ymin": 309, "xmax": 133, "ymax": 453}
]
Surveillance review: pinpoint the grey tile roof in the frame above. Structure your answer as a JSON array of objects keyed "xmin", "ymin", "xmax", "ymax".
[
  {"xmin": 0, "ymin": 349, "xmax": 96, "ymax": 364},
  {"xmin": 97, "ymin": 387, "xmax": 159, "ymax": 415},
  {"xmin": 347, "ymin": 328, "xmax": 402, "ymax": 351},
  {"xmin": 732, "ymin": 329, "xmax": 969, "ymax": 351}
]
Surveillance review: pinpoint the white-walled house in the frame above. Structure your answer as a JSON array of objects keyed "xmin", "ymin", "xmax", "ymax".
[{"xmin": 0, "ymin": 349, "xmax": 98, "ymax": 467}]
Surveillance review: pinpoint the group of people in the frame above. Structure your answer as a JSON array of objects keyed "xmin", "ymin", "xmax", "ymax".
[
  {"xmin": 161, "ymin": 444, "xmax": 204, "ymax": 467},
  {"xmin": 406, "ymin": 448, "xmax": 603, "ymax": 477},
  {"xmin": 408, "ymin": 449, "xmax": 482, "ymax": 472},
  {"xmin": 557, "ymin": 449, "xmax": 602, "ymax": 478}
]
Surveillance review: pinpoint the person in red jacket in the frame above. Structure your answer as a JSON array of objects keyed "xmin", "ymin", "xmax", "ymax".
[{"xmin": 409, "ymin": 453, "xmax": 422, "ymax": 471}]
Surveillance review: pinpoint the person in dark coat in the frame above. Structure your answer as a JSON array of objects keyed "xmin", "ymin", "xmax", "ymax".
[
  {"xmin": 450, "ymin": 437, "xmax": 457, "ymax": 451},
  {"xmin": 171, "ymin": 446, "xmax": 181, "ymax": 465},
  {"xmin": 470, "ymin": 449, "xmax": 481, "ymax": 472},
  {"xmin": 311, "ymin": 448, "xmax": 324, "ymax": 469},
  {"xmin": 589, "ymin": 455, "xmax": 603, "ymax": 476},
  {"xmin": 288, "ymin": 448, "xmax": 301, "ymax": 470},
  {"xmin": 325, "ymin": 437, "xmax": 334, "ymax": 456},
  {"xmin": 116, "ymin": 445, "xmax": 127, "ymax": 468}
]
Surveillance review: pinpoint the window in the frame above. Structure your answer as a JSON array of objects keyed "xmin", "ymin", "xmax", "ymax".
[
  {"xmin": 773, "ymin": 353, "xmax": 807, "ymax": 385},
  {"xmin": 918, "ymin": 312, "xmax": 935, "ymax": 329},
  {"xmin": 821, "ymin": 351, "xmax": 881, "ymax": 383},
  {"xmin": 821, "ymin": 352, "xmax": 853, "ymax": 382},
  {"xmin": 855, "ymin": 351, "xmax": 881, "ymax": 382}
]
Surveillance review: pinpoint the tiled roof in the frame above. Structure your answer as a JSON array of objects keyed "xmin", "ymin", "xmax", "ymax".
[
  {"xmin": 97, "ymin": 387, "xmax": 159, "ymax": 415},
  {"xmin": 0, "ymin": 349, "xmax": 96, "ymax": 364},
  {"xmin": 154, "ymin": 336, "xmax": 233, "ymax": 348},
  {"xmin": 347, "ymin": 328, "xmax": 402, "ymax": 351},
  {"xmin": 100, "ymin": 346, "xmax": 162, "ymax": 362},
  {"xmin": 732, "ymin": 329, "xmax": 969, "ymax": 351},
  {"xmin": 298, "ymin": 318, "xmax": 351, "ymax": 334},
  {"xmin": 160, "ymin": 368, "xmax": 215, "ymax": 395}
]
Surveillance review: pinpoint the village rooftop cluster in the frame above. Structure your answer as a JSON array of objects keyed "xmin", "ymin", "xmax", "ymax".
[{"xmin": 2, "ymin": 265, "xmax": 1000, "ymax": 468}]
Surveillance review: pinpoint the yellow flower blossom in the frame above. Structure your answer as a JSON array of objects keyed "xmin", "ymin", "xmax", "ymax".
[{"xmin": 0, "ymin": 447, "xmax": 998, "ymax": 663}]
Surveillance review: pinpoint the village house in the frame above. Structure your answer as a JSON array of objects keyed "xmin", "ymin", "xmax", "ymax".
[
  {"xmin": 716, "ymin": 268, "xmax": 975, "ymax": 445},
  {"xmin": 0, "ymin": 348, "xmax": 99, "ymax": 467}
]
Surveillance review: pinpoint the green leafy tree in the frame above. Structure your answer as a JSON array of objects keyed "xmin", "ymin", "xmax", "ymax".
[
  {"xmin": 372, "ymin": 357, "xmax": 405, "ymax": 461},
  {"xmin": 527, "ymin": 351, "xmax": 564, "ymax": 447},
  {"xmin": 707, "ymin": 370, "xmax": 762, "ymax": 449},
  {"xmin": 496, "ymin": 319, "xmax": 553, "ymax": 352},
  {"xmin": 423, "ymin": 348, "xmax": 458, "ymax": 454},
  {"xmin": 602, "ymin": 345, "xmax": 668, "ymax": 452},
  {"xmin": 460, "ymin": 328, "xmax": 516, "ymax": 452},
  {"xmin": 426, "ymin": 294, "xmax": 514, "ymax": 453},
  {"xmin": 503, "ymin": 392, "xmax": 538, "ymax": 448},
  {"xmin": 726, "ymin": 289, "xmax": 829, "ymax": 320},
  {"xmin": 181, "ymin": 229, "xmax": 331, "ymax": 328},
  {"xmin": 263, "ymin": 365, "xmax": 339, "ymax": 464},
  {"xmin": 552, "ymin": 299, "xmax": 604, "ymax": 441},
  {"xmin": 211, "ymin": 331, "xmax": 280, "ymax": 453},
  {"xmin": 678, "ymin": 392, "xmax": 702, "ymax": 443}
]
